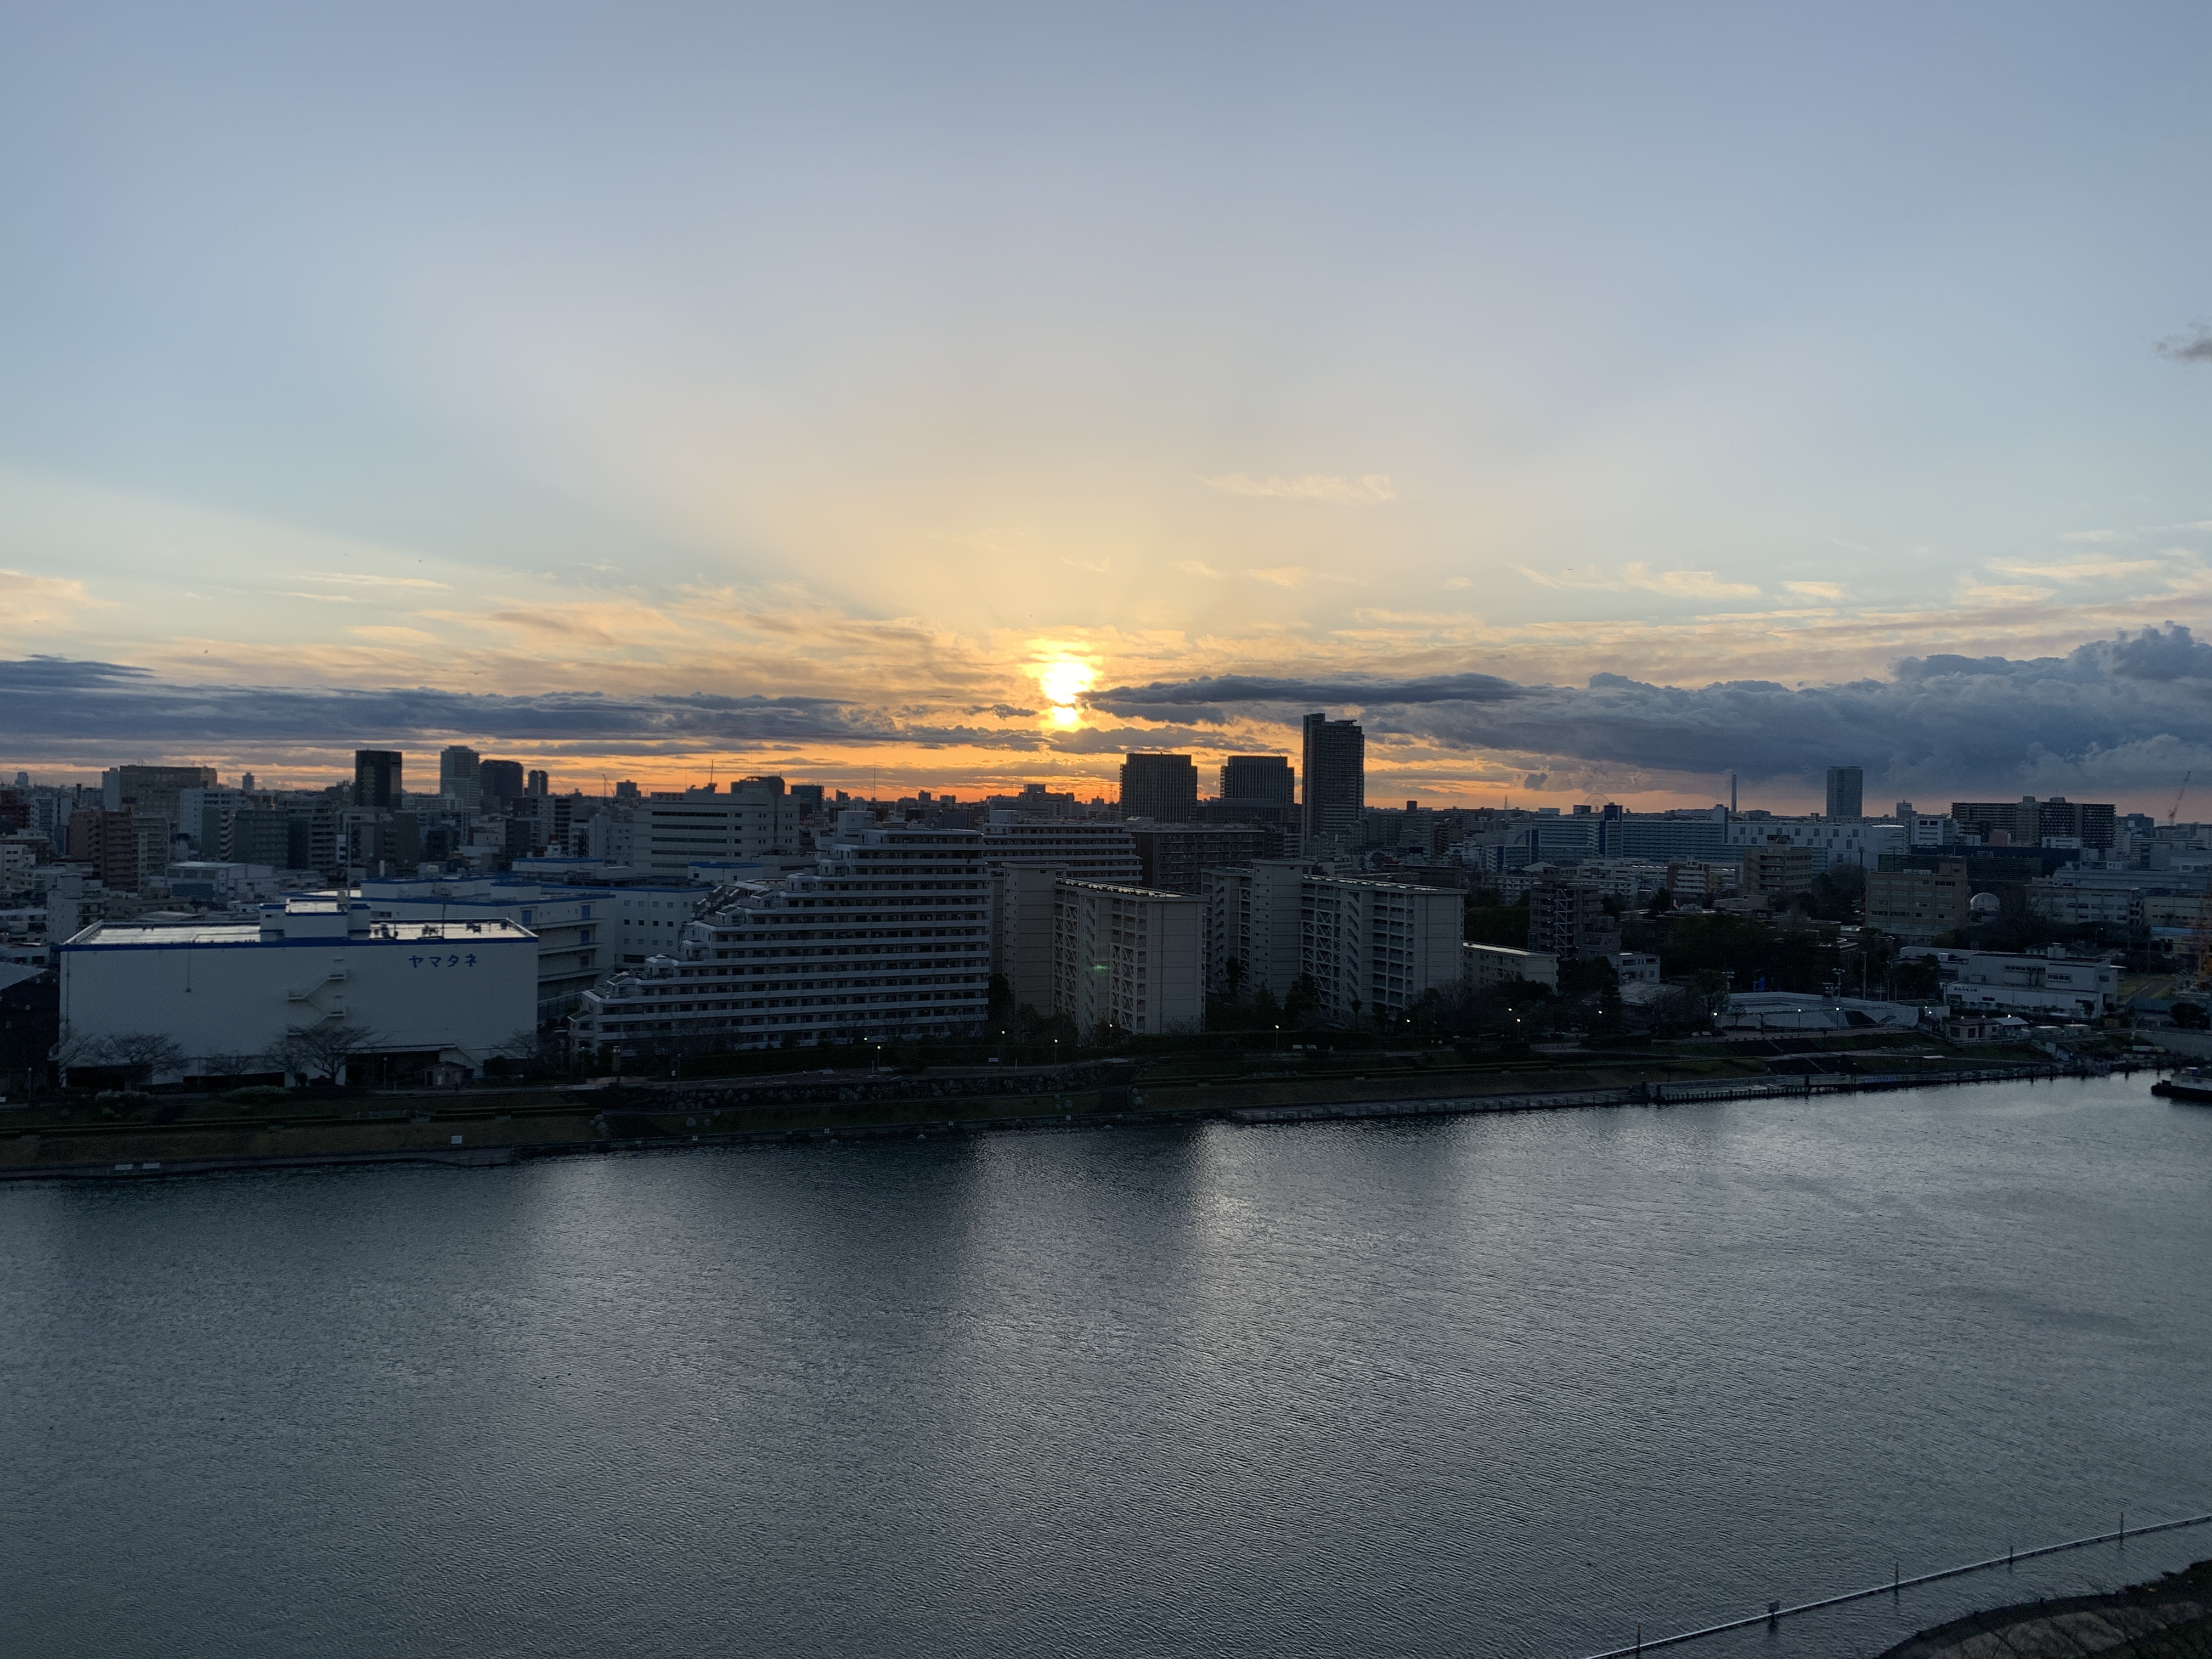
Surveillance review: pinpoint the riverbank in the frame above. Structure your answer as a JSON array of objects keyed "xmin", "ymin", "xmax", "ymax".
[
  {"xmin": 0, "ymin": 1042, "xmax": 2160, "ymax": 1182},
  {"xmin": 1880, "ymin": 1556, "xmax": 2212, "ymax": 1659}
]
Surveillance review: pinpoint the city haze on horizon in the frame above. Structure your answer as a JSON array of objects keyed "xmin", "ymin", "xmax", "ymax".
[{"xmin": 5, "ymin": 4, "xmax": 2212, "ymax": 812}]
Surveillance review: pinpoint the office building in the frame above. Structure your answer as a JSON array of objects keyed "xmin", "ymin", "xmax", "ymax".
[
  {"xmin": 101, "ymin": 765, "xmax": 218, "ymax": 836},
  {"xmin": 439, "ymin": 745, "xmax": 482, "ymax": 811},
  {"xmin": 1127, "ymin": 823, "xmax": 1272, "ymax": 895},
  {"xmin": 1119, "ymin": 753, "xmax": 1199, "ymax": 822},
  {"xmin": 1051, "ymin": 879, "xmax": 1205, "ymax": 1039},
  {"xmin": 59, "ymin": 899, "xmax": 538, "ymax": 1084},
  {"xmin": 1301, "ymin": 714, "xmax": 1365, "ymax": 845},
  {"xmin": 478, "ymin": 759, "xmax": 526, "ymax": 810},
  {"xmin": 1217, "ymin": 755, "xmax": 1296, "ymax": 823},
  {"xmin": 1825, "ymin": 765, "xmax": 1864, "ymax": 821},
  {"xmin": 633, "ymin": 780, "xmax": 801, "ymax": 876},
  {"xmin": 354, "ymin": 750, "xmax": 403, "ymax": 809}
]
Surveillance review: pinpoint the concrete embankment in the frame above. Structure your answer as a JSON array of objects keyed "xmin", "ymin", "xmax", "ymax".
[
  {"xmin": 1879, "ymin": 1556, "xmax": 2212, "ymax": 1659},
  {"xmin": 0, "ymin": 1052, "xmax": 2125, "ymax": 1184}
]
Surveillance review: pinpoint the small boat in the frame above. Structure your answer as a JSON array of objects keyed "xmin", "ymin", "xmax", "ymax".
[{"xmin": 2151, "ymin": 1066, "xmax": 2212, "ymax": 1103}]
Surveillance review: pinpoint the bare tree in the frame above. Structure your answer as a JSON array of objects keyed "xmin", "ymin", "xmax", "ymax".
[
  {"xmin": 101, "ymin": 1032, "xmax": 188, "ymax": 1088},
  {"xmin": 194, "ymin": 1050, "xmax": 270, "ymax": 1082},
  {"xmin": 50, "ymin": 1024, "xmax": 110, "ymax": 1082},
  {"xmin": 264, "ymin": 1022, "xmax": 385, "ymax": 1085}
]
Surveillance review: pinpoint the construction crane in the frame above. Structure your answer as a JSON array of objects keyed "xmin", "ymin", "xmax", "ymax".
[{"xmin": 2171, "ymin": 771, "xmax": 2192, "ymax": 826}]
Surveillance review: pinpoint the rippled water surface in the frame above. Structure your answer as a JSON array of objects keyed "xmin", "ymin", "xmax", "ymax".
[{"xmin": 5, "ymin": 1076, "xmax": 2210, "ymax": 1658}]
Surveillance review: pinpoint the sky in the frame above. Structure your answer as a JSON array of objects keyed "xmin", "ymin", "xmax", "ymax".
[{"xmin": 4, "ymin": 3, "xmax": 2211, "ymax": 813}]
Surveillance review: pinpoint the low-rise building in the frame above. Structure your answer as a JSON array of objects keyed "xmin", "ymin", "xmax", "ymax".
[
  {"xmin": 1865, "ymin": 859, "xmax": 1972, "ymax": 942},
  {"xmin": 1944, "ymin": 949, "xmax": 2120, "ymax": 1020},
  {"xmin": 1739, "ymin": 839, "xmax": 1817, "ymax": 906},
  {"xmin": 1527, "ymin": 878, "xmax": 1620, "ymax": 958},
  {"xmin": 59, "ymin": 898, "xmax": 537, "ymax": 1082},
  {"xmin": 1463, "ymin": 943, "xmax": 1559, "ymax": 991},
  {"xmin": 2024, "ymin": 879, "xmax": 2142, "ymax": 931},
  {"xmin": 1725, "ymin": 816, "xmax": 1904, "ymax": 871}
]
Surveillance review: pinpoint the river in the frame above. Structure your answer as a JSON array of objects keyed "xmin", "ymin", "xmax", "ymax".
[{"xmin": 4, "ymin": 1074, "xmax": 2208, "ymax": 1658}]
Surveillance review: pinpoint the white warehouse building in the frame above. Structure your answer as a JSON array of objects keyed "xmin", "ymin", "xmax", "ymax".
[{"xmin": 59, "ymin": 898, "xmax": 538, "ymax": 1084}]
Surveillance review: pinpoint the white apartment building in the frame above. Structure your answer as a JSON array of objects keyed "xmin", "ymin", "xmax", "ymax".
[
  {"xmin": 1204, "ymin": 865, "xmax": 1463, "ymax": 1020},
  {"xmin": 1724, "ymin": 817, "xmax": 1905, "ymax": 871},
  {"xmin": 1301, "ymin": 877, "xmax": 1464, "ymax": 1023},
  {"xmin": 59, "ymin": 898, "xmax": 537, "ymax": 1081},
  {"xmin": 1049, "ymin": 879, "xmax": 1204, "ymax": 1040},
  {"xmin": 978, "ymin": 817, "xmax": 1142, "ymax": 884},
  {"xmin": 571, "ymin": 814, "xmax": 989, "ymax": 1054},
  {"xmin": 1203, "ymin": 859, "xmax": 1308, "ymax": 996},
  {"xmin": 989, "ymin": 864, "xmax": 1061, "ymax": 1013},
  {"xmin": 633, "ymin": 783, "xmax": 802, "ymax": 877}
]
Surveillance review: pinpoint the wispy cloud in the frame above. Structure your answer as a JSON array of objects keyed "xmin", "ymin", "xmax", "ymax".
[
  {"xmin": 1060, "ymin": 556, "xmax": 1113, "ymax": 574},
  {"xmin": 1172, "ymin": 560, "xmax": 1222, "ymax": 578},
  {"xmin": 1204, "ymin": 472, "xmax": 1397, "ymax": 505},
  {"xmin": 2059, "ymin": 529, "xmax": 2123, "ymax": 544},
  {"xmin": 1245, "ymin": 565, "xmax": 1362, "ymax": 588},
  {"xmin": 1986, "ymin": 554, "xmax": 2173, "ymax": 583},
  {"xmin": 2155, "ymin": 323, "xmax": 2212, "ymax": 364},
  {"xmin": 0, "ymin": 568, "xmax": 106, "ymax": 629},
  {"xmin": 1516, "ymin": 562, "xmax": 1760, "ymax": 599},
  {"xmin": 304, "ymin": 572, "xmax": 452, "ymax": 590},
  {"xmin": 1782, "ymin": 581, "xmax": 1847, "ymax": 600},
  {"xmin": 1443, "ymin": 576, "xmax": 1473, "ymax": 589}
]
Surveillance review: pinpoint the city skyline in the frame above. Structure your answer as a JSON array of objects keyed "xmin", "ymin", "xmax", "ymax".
[{"xmin": 5, "ymin": 7, "xmax": 2212, "ymax": 811}]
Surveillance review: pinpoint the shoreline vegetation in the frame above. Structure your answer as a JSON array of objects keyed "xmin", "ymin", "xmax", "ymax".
[
  {"xmin": 1881, "ymin": 1557, "xmax": 2212, "ymax": 1659},
  {"xmin": 0, "ymin": 1032, "xmax": 2169, "ymax": 1182}
]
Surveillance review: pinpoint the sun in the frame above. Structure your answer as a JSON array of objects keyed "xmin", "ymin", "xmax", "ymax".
[{"xmin": 1033, "ymin": 656, "xmax": 1097, "ymax": 729}]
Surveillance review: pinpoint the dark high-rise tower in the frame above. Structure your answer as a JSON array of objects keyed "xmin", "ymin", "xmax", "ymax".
[
  {"xmin": 1301, "ymin": 713, "xmax": 1364, "ymax": 844},
  {"xmin": 478, "ymin": 759, "xmax": 525, "ymax": 810},
  {"xmin": 1119, "ymin": 753, "xmax": 1199, "ymax": 822},
  {"xmin": 1218, "ymin": 754, "xmax": 1295, "ymax": 821},
  {"xmin": 1825, "ymin": 765, "xmax": 1864, "ymax": 821},
  {"xmin": 353, "ymin": 749, "xmax": 403, "ymax": 809}
]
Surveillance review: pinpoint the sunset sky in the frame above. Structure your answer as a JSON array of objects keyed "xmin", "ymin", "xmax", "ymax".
[{"xmin": 5, "ymin": 4, "xmax": 2211, "ymax": 812}]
